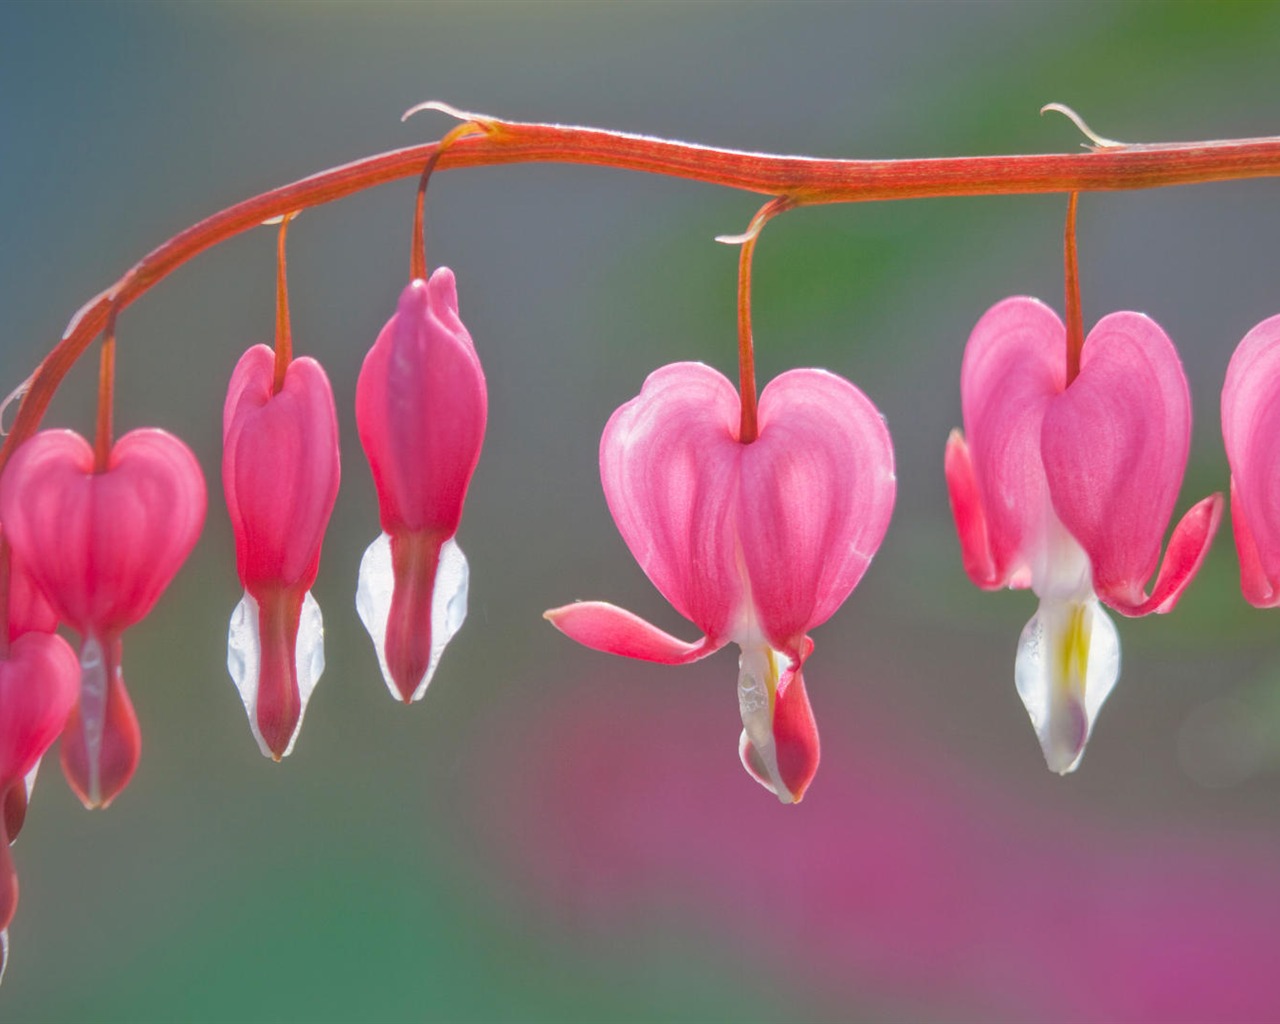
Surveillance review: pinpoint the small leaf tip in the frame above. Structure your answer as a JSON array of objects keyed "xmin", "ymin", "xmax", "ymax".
[{"xmin": 1040, "ymin": 103, "xmax": 1124, "ymax": 150}]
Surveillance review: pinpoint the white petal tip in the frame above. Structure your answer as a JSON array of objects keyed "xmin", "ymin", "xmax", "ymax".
[
  {"xmin": 1015, "ymin": 599, "xmax": 1121, "ymax": 777},
  {"xmin": 355, "ymin": 532, "xmax": 469, "ymax": 704},
  {"xmin": 227, "ymin": 590, "xmax": 326, "ymax": 760}
]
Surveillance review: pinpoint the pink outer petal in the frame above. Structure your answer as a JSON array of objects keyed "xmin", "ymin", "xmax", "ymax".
[
  {"xmin": 739, "ymin": 369, "xmax": 894, "ymax": 649},
  {"xmin": 355, "ymin": 269, "xmax": 487, "ymax": 537},
  {"xmin": 1222, "ymin": 314, "xmax": 1280, "ymax": 607},
  {"xmin": 958, "ymin": 297, "xmax": 1064, "ymax": 589},
  {"xmin": 0, "ymin": 429, "xmax": 206, "ymax": 635},
  {"xmin": 944, "ymin": 429, "xmax": 999, "ymax": 589},
  {"xmin": 1230, "ymin": 477, "xmax": 1278, "ymax": 607},
  {"xmin": 544, "ymin": 601, "xmax": 725, "ymax": 665},
  {"xmin": 1, "ymin": 529, "xmax": 57, "ymax": 640},
  {"xmin": 598, "ymin": 362, "xmax": 745, "ymax": 643},
  {"xmin": 0, "ymin": 631, "xmax": 79, "ymax": 788},
  {"xmin": 223, "ymin": 346, "xmax": 340, "ymax": 593},
  {"xmin": 1041, "ymin": 311, "xmax": 1214, "ymax": 615}
]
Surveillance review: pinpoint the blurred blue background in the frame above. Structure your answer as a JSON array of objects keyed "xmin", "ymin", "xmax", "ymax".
[{"xmin": 3, "ymin": 2, "xmax": 1280, "ymax": 1021}]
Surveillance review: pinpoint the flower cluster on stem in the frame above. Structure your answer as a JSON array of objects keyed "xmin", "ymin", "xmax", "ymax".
[{"xmin": 0, "ymin": 102, "xmax": 1278, "ymax": 983}]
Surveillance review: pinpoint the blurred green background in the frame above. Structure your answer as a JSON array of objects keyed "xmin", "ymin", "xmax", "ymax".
[{"xmin": 4, "ymin": 2, "xmax": 1280, "ymax": 1021}]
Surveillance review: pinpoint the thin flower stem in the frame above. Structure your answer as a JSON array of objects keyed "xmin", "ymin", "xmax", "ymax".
[
  {"xmin": 411, "ymin": 121, "xmax": 485, "ymax": 282},
  {"xmin": 732, "ymin": 198, "xmax": 794, "ymax": 444},
  {"xmin": 4, "ymin": 109, "xmax": 1280, "ymax": 472},
  {"xmin": 1063, "ymin": 192, "xmax": 1084, "ymax": 386},
  {"xmin": 272, "ymin": 214, "xmax": 295, "ymax": 395},
  {"xmin": 94, "ymin": 314, "xmax": 117, "ymax": 474}
]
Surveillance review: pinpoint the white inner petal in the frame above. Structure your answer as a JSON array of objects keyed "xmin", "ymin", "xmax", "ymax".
[
  {"xmin": 22, "ymin": 761, "xmax": 39, "ymax": 804},
  {"xmin": 736, "ymin": 641, "xmax": 794, "ymax": 804},
  {"xmin": 356, "ymin": 532, "xmax": 469, "ymax": 703},
  {"xmin": 227, "ymin": 590, "xmax": 326, "ymax": 759},
  {"xmin": 1015, "ymin": 595, "xmax": 1120, "ymax": 775},
  {"xmin": 78, "ymin": 635, "xmax": 107, "ymax": 807}
]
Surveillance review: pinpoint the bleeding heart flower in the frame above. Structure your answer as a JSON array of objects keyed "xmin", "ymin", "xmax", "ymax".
[
  {"xmin": 1221, "ymin": 314, "xmax": 1280, "ymax": 608},
  {"xmin": 545, "ymin": 362, "xmax": 896, "ymax": 803},
  {"xmin": 0, "ymin": 624, "xmax": 78, "ymax": 981},
  {"xmin": 223, "ymin": 345, "xmax": 340, "ymax": 759},
  {"xmin": 945, "ymin": 296, "xmax": 1221, "ymax": 773},
  {"xmin": 0, "ymin": 428, "xmax": 206, "ymax": 807},
  {"xmin": 0, "ymin": 528, "xmax": 65, "ymax": 847},
  {"xmin": 355, "ymin": 268, "xmax": 487, "ymax": 704}
]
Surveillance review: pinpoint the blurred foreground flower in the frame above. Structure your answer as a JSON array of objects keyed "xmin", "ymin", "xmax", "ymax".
[
  {"xmin": 547, "ymin": 362, "xmax": 895, "ymax": 802},
  {"xmin": 355, "ymin": 268, "xmax": 487, "ymax": 704},
  {"xmin": 0, "ymin": 429, "xmax": 205, "ymax": 807},
  {"xmin": 946, "ymin": 297, "xmax": 1220, "ymax": 772}
]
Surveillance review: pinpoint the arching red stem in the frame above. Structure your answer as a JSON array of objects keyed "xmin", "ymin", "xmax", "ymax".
[{"xmin": 5, "ymin": 113, "xmax": 1280, "ymax": 472}]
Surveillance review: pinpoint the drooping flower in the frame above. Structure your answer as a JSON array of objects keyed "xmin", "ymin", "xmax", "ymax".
[
  {"xmin": 223, "ymin": 345, "xmax": 340, "ymax": 759},
  {"xmin": 1221, "ymin": 314, "xmax": 1280, "ymax": 608},
  {"xmin": 355, "ymin": 268, "xmax": 487, "ymax": 703},
  {"xmin": 0, "ymin": 428, "xmax": 206, "ymax": 807},
  {"xmin": 0, "ymin": 528, "xmax": 65, "ymax": 846},
  {"xmin": 945, "ymin": 296, "xmax": 1220, "ymax": 773},
  {"xmin": 545, "ymin": 362, "xmax": 896, "ymax": 803},
  {"xmin": 0, "ymin": 616, "xmax": 78, "ymax": 981},
  {"xmin": 0, "ymin": 528, "xmax": 79, "ymax": 981}
]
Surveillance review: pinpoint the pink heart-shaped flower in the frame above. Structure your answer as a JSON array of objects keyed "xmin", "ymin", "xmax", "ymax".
[{"xmin": 0, "ymin": 428, "xmax": 206, "ymax": 635}]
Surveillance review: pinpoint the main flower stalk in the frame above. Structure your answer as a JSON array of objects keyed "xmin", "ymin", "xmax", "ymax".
[{"xmin": 5, "ymin": 109, "xmax": 1280, "ymax": 462}]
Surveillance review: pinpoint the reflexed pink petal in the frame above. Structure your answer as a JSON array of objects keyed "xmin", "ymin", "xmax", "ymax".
[
  {"xmin": 1222, "ymin": 314, "xmax": 1280, "ymax": 607},
  {"xmin": 355, "ymin": 270, "xmax": 487, "ymax": 537},
  {"xmin": 740, "ymin": 369, "xmax": 894, "ymax": 648},
  {"xmin": 544, "ymin": 601, "xmax": 725, "ymax": 664},
  {"xmin": 944, "ymin": 429, "xmax": 1000, "ymax": 589},
  {"xmin": 1102, "ymin": 494, "xmax": 1221, "ymax": 616},
  {"xmin": 59, "ymin": 634, "xmax": 139, "ymax": 809},
  {"xmin": 223, "ymin": 345, "xmax": 340, "ymax": 592},
  {"xmin": 958, "ymin": 297, "xmax": 1062, "ymax": 589},
  {"xmin": 1041, "ymin": 312, "xmax": 1204, "ymax": 614},
  {"xmin": 0, "ymin": 429, "xmax": 206, "ymax": 635},
  {"xmin": 599, "ymin": 362, "xmax": 744, "ymax": 641}
]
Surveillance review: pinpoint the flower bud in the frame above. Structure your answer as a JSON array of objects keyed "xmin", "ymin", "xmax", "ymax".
[{"xmin": 355, "ymin": 269, "xmax": 486, "ymax": 703}]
